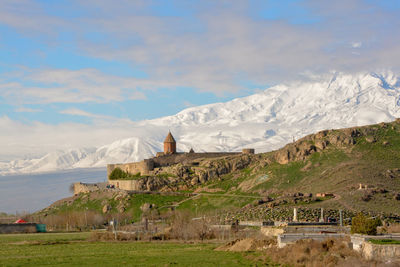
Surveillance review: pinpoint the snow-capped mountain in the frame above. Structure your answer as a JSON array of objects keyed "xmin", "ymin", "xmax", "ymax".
[{"xmin": 2, "ymin": 71, "xmax": 400, "ymax": 175}]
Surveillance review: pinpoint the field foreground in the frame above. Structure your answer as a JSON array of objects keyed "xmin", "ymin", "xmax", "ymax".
[{"xmin": 0, "ymin": 232, "xmax": 267, "ymax": 266}]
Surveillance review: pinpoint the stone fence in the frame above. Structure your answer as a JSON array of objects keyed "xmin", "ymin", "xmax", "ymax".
[{"xmin": 350, "ymin": 234, "xmax": 400, "ymax": 261}]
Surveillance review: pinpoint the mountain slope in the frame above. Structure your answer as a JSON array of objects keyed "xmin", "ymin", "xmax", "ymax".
[
  {"xmin": 44, "ymin": 120, "xmax": 400, "ymax": 221},
  {"xmin": 2, "ymin": 71, "xmax": 400, "ymax": 175}
]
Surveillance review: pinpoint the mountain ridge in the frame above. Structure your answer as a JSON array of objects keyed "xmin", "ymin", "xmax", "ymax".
[{"xmin": 2, "ymin": 71, "xmax": 400, "ymax": 175}]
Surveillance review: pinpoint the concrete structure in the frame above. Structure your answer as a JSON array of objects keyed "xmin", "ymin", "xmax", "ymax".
[
  {"xmin": 362, "ymin": 241, "xmax": 400, "ymax": 261},
  {"xmin": 351, "ymin": 234, "xmax": 400, "ymax": 262},
  {"xmin": 238, "ymin": 221, "xmax": 264, "ymax": 227},
  {"xmin": 319, "ymin": 208, "xmax": 324, "ymax": 222},
  {"xmin": 293, "ymin": 208, "xmax": 298, "ymax": 222},
  {"xmin": 351, "ymin": 234, "xmax": 400, "ymax": 251},
  {"xmin": 277, "ymin": 233, "xmax": 346, "ymax": 248}
]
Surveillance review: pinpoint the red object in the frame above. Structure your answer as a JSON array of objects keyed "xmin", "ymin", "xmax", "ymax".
[{"xmin": 14, "ymin": 219, "xmax": 27, "ymax": 224}]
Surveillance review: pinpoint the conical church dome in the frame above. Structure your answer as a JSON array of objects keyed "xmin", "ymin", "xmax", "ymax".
[{"xmin": 164, "ymin": 131, "xmax": 176, "ymax": 143}]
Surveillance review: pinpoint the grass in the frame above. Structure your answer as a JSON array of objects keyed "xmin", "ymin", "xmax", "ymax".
[
  {"xmin": 50, "ymin": 193, "xmax": 189, "ymax": 221},
  {"xmin": 177, "ymin": 194, "xmax": 254, "ymax": 215},
  {"xmin": 369, "ymin": 239, "xmax": 400, "ymax": 245},
  {"xmin": 126, "ymin": 194, "xmax": 188, "ymax": 221},
  {"xmin": 0, "ymin": 232, "xmax": 266, "ymax": 267}
]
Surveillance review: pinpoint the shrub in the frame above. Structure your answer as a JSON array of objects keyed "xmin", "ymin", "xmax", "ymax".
[
  {"xmin": 109, "ymin": 168, "xmax": 128, "ymax": 180},
  {"xmin": 351, "ymin": 213, "xmax": 382, "ymax": 235},
  {"xmin": 109, "ymin": 168, "xmax": 141, "ymax": 180}
]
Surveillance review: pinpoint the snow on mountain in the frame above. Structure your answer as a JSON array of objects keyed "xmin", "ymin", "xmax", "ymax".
[{"xmin": 2, "ymin": 71, "xmax": 400, "ymax": 175}]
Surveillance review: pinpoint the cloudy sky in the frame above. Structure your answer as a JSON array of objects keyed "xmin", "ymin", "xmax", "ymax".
[{"xmin": 0, "ymin": 0, "xmax": 400, "ymax": 160}]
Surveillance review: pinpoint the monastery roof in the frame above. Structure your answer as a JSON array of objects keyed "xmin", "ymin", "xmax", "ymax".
[{"xmin": 164, "ymin": 131, "xmax": 176, "ymax": 143}]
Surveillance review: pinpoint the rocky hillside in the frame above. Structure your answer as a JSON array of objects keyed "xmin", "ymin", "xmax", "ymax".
[{"xmin": 43, "ymin": 120, "xmax": 400, "ymax": 221}]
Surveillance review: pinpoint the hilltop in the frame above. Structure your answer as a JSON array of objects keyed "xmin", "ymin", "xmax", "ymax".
[
  {"xmin": 42, "ymin": 120, "xmax": 400, "ymax": 223},
  {"xmin": 2, "ymin": 71, "xmax": 400, "ymax": 175}
]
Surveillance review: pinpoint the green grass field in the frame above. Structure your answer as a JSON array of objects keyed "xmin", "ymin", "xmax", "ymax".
[
  {"xmin": 369, "ymin": 239, "xmax": 400, "ymax": 245},
  {"xmin": 0, "ymin": 232, "xmax": 269, "ymax": 266}
]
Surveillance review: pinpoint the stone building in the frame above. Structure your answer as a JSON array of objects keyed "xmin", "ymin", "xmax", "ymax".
[
  {"xmin": 106, "ymin": 131, "xmax": 256, "ymax": 190},
  {"xmin": 163, "ymin": 131, "xmax": 176, "ymax": 154}
]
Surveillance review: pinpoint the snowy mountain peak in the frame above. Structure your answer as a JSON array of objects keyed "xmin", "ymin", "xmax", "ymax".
[{"xmin": 2, "ymin": 71, "xmax": 400, "ymax": 175}]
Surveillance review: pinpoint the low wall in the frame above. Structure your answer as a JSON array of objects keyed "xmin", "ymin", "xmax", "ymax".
[
  {"xmin": 152, "ymin": 152, "xmax": 241, "ymax": 167},
  {"xmin": 277, "ymin": 233, "xmax": 346, "ymax": 248},
  {"xmin": 239, "ymin": 221, "xmax": 264, "ymax": 227},
  {"xmin": 73, "ymin": 182, "xmax": 107, "ymax": 195},
  {"xmin": 108, "ymin": 180, "xmax": 141, "ymax": 191},
  {"xmin": 261, "ymin": 226, "xmax": 285, "ymax": 237},
  {"xmin": 351, "ymin": 234, "xmax": 400, "ymax": 252},
  {"xmin": 0, "ymin": 223, "xmax": 37, "ymax": 234},
  {"xmin": 362, "ymin": 242, "xmax": 400, "ymax": 261},
  {"xmin": 283, "ymin": 225, "xmax": 348, "ymax": 234}
]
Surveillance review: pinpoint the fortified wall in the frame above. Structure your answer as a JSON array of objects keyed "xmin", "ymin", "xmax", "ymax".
[
  {"xmin": 73, "ymin": 182, "xmax": 107, "ymax": 195},
  {"xmin": 107, "ymin": 159, "xmax": 154, "ymax": 177},
  {"xmin": 107, "ymin": 150, "xmax": 254, "ymax": 179},
  {"xmin": 106, "ymin": 131, "xmax": 255, "ymax": 182}
]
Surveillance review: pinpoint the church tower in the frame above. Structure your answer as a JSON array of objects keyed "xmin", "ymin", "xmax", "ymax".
[{"xmin": 163, "ymin": 131, "xmax": 176, "ymax": 154}]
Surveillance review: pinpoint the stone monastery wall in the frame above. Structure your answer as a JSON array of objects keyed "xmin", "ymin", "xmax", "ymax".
[
  {"xmin": 107, "ymin": 159, "xmax": 154, "ymax": 177},
  {"xmin": 106, "ymin": 152, "xmax": 246, "ymax": 178}
]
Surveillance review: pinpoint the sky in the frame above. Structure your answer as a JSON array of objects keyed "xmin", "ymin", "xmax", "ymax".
[{"xmin": 0, "ymin": 0, "xmax": 400, "ymax": 161}]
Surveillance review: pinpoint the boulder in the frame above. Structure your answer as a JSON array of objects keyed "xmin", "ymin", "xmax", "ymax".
[
  {"xmin": 140, "ymin": 203, "xmax": 151, "ymax": 212},
  {"xmin": 102, "ymin": 204, "xmax": 111, "ymax": 214},
  {"xmin": 365, "ymin": 136, "xmax": 376, "ymax": 143}
]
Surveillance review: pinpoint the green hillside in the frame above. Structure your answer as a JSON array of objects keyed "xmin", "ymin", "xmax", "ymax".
[{"xmin": 41, "ymin": 120, "xmax": 400, "ymax": 225}]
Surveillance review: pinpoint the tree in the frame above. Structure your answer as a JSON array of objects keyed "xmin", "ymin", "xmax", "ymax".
[{"xmin": 351, "ymin": 213, "xmax": 382, "ymax": 235}]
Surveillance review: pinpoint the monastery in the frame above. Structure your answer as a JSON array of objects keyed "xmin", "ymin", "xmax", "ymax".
[{"xmin": 107, "ymin": 131, "xmax": 254, "ymax": 179}]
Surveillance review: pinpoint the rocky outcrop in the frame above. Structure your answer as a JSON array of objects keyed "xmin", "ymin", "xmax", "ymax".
[
  {"xmin": 274, "ymin": 121, "xmax": 397, "ymax": 165},
  {"xmin": 275, "ymin": 140, "xmax": 317, "ymax": 164}
]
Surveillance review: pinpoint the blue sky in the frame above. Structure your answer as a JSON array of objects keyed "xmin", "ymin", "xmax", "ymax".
[{"xmin": 0, "ymin": 0, "xmax": 399, "ymax": 159}]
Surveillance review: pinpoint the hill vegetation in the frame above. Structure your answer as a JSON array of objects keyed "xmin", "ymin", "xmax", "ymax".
[{"xmin": 40, "ymin": 120, "xmax": 400, "ymax": 226}]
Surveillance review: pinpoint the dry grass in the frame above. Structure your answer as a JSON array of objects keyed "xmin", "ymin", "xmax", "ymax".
[
  {"xmin": 168, "ymin": 210, "xmax": 216, "ymax": 240},
  {"xmin": 250, "ymin": 238, "xmax": 385, "ymax": 267}
]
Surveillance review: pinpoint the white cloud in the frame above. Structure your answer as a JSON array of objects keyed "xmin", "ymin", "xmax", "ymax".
[
  {"xmin": 59, "ymin": 108, "xmax": 114, "ymax": 120},
  {"xmin": 0, "ymin": 115, "xmax": 139, "ymax": 161},
  {"xmin": 15, "ymin": 107, "xmax": 42, "ymax": 113},
  {"xmin": 1, "ymin": 1, "xmax": 399, "ymax": 96},
  {"xmin": 0, "ymin": 68, "xmax": 148, "ymax": 104}
]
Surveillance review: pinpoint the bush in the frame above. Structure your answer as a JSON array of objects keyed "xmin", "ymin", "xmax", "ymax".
[
  {"xmin": 109, "ymin": 168, "xmax": 141, "ymax": 180},
  {"xmin": 109, "ymin": 168, "xmax": 128, "ymax": 180},
  {"xmin": 351, "ymin": 213, "xmax": 382, "ymax": 235}
]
